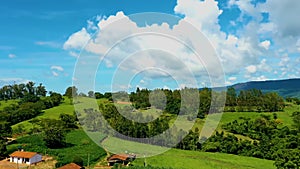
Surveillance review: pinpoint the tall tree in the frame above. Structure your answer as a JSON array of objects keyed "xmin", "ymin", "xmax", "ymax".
[{"xmin": 36, "ymin": 83, "xmax": 47, "ymax": 97}]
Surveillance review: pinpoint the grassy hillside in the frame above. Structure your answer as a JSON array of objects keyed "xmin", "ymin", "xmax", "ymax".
[
  {"xmin": 0, "ymin": 99, "xmax": 18, "ymax": 110},
  {"xmin": 11, "ymin": 98, "xmax": 75, "ymax": 133},
  {"xmin": 132, "ymin": 148, "xmax": 275, "ymax": 169},
  {"xmin": 101, "ymin": 136, "xmax": 275, "ymax": 169},
  {"xmin": 7, "ymin": 129, "xmax": 106, "ymax": 167}
]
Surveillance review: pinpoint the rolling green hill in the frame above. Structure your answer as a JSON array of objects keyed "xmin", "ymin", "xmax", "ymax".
[
  {"xmin": 132, "ymin": 148, "xmax": 275, "ymax": 169},
  {"xmin": 101, "ymin": 135, "xmax": 276, "ymax": 169},
  {"xmin": 231, "ymin": 78, "xmax": 300, "ymax": 98}
]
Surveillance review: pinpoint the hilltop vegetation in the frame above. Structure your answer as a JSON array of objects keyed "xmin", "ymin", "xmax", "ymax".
[{"xmin": 0, "ymin": 81, "xmax": 300, "ymax": 168}]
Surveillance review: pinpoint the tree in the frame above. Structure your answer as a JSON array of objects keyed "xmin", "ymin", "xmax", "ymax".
[
  {"xmin": 40, "ymin": 119, "xmax": 66, "ymax": 148},
  {"xmin": 292, "ymin": 111, "xmax": 300, "ymax": 132},
  {"xmin": 60, "ymin": 113, "xmax": 77, "ymax": 129},
  {"xmin": 73, "ymin": 156, "xmax": 84, "ymax": 167},
  {"xmin": 36, "ymin": 83, "xmax": 47, "ymax": 97},
  {"xmin": 49, "ymin": 92, "xmax": 63, "ymax": 106},
  {"xmin": 64, "ymin": 86, "xmax": 78, "ymax": 98},
  {"xmin": 0, "ymin": 139, "xmax": 7, "ymax": 158},
  {"xmin": 88, "ymin": 91, "xmax": 94, "ymax": 98},
  {"xmin": 26, "ymin": 81, "xmax": 35, "ymax": 95},
  {"xmin": 226, "ymin": 87, "xmax": 237, "ymax": 106},
  {"xmin": 94, "ymin": 92, "xmax": 104, "ymax": 99},
  {"xmin": 64, "ymin": 86, "xmax": 78, "ymax": 104}
]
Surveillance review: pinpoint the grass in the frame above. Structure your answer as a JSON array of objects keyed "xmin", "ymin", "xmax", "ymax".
[
  {"xmin": 101, "ymin": 135, "xmax": 275, "ymax": 169},
  {"xmin": 7, "ymin": 129, "xmax": 107, "ymax": 167},
  {"xmin": 11, "ymin": 98, "xmax": 75, "ymax": 133},
  {"xmin": 132, "ymin": 148, "xmax": 276, "ymax": 169},
  {"xmin": 101, "ymin": 136, "xmax": 170, "ymax": 157},
  {"xmin": 0, "ymin": 99, "xmax": 18, "ymax": 110}
]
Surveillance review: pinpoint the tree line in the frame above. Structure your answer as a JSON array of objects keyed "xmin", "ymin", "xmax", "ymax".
[
  {"xmin": 0, "ymin": 81, "xmax": 46, "ymax": 101},
  {"xmin": 128, "ymin": 87, "xmax": 284, "ymax": 117}
]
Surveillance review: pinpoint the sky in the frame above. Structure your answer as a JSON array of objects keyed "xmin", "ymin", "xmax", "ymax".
[{"xmin": 1, "ymin": 0, "xmax": 300, "ymax": 93}]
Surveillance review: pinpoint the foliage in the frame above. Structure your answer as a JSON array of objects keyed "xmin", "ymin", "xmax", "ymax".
[
  {"xmin": 38, "ymin": 119, "xmax": 66, "ymax": 148},
  {"xmin": 8, "ymin": 130, "xmax": 106, "ymax": 167},
  {"xmin": 0, "ymin": 82, "xmax": 46, "ymax": 101},
  {"xmin": 64, "ymin": 86, "xmax": 78, "ymax": 98}
]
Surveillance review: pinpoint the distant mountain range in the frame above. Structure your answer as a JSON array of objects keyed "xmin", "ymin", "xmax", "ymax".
[{"xmin": 230, "ymin": 78, "xmax": 300, "ymax": 98}]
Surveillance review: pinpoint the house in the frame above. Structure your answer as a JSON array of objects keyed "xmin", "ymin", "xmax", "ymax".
[
  {"xmin": 57, "ymin": 163, "xmax": 85, "ymax": 169},
  {"xmin": 9, "ymin": 151, "xmax": 42, "ymax": 165},
  {"xmin": 107, "ymin": 154, "xmax": 136, "ymax": 166}
]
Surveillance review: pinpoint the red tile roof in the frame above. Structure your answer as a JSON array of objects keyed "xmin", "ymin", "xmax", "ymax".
[
  {"xmin": 108, "ymin": 154, "xmax": 135, "ymax": 161},
  {"xmin": 57, "ymin": 163, "xmax": 82, "ymax": 169},
  {"xmin": 10, "ymin": 151, "xmax": 38, "ymax": 159}
]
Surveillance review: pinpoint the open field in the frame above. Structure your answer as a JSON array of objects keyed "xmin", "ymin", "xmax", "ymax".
[
  {"xmin": 101, "ymin": 136, "xmax": 275, "ymax": 169},
  {"xmin": 132, "ymin": 148, "xmax": 276, "ymax": 169}
]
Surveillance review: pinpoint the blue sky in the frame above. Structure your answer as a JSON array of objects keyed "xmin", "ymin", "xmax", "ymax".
[{"xmin": 1, "ymin": 0, "xmax": 300, "ymax": 93}]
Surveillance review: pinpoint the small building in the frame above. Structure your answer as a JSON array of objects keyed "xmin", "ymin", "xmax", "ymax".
[
  {"xmin": 57, "ymin": 163, "xmax": 84, "ymax": 169},
  {"xmin": 9, "ymin": 151, "xmax": 42, "ymax": 165},
  {"xmin": 107, "ymin": 154, "xmax": 136, "ymax": 166}
]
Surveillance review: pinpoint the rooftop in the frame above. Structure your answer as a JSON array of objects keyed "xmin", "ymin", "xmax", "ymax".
[
  {"xmin": 10, "ymin": 151, "xmax": 38, "ymax": 159},
  {"xmin": 57, "ymin": 163, "xmax": 83, "ymax": 169}
]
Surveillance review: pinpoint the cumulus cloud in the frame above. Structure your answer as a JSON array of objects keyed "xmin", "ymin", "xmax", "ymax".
[
  {"xmin": 63, "ymin": 0, "xmax": 300, "ymax": 90},
  {"xmin": 64, "ymin": 10, "xmax": 225, "ymax": 90},
  {"xmin": 63, "ymin": 28, "xmax": 91, "ymax": 50}
]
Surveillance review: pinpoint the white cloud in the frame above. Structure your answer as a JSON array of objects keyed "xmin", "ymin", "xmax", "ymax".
[
  {"xmin": 35, "ymin": 41, "xmax": 61, "ymax": 48},
  {"xmin": 64, "ymin": 0, "xmax": 300, "ymax": 89},
  {"xmin": 174, "ymin": 0, "xmax": 222, "ymax": 30},
  {"xmin": 52, "ymin": 71, "xmax": 59, "ymax": 77},
  {"xmin": 50, "ymin": 65, "xmax": 64, "ymax": 71},
  {"xmin": 68, "ymin": 51, "xmax": 80, "ymax": 58},
  {"xmin": 278, "ymin": 54, "xmax": 290, "ymax": 67},
  {"xmin": 8, "ymin": 54, "xmax": 16, "ymax": 58},
  {"xmin": 259, "ymin": 40, "xmax": 271, "ymax": 50},
  {"xmin": 63, "ymin": 28, "xmax": 91, "ymax": 50},
  {"xmin": 246, "ymin": 65, "xmax": 257, "ymax": 74}
]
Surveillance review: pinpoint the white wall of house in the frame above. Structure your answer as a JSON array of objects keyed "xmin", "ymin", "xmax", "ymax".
[{"xmin": 10, "ymin": 154, "xmax": 42, "ymax": 165}]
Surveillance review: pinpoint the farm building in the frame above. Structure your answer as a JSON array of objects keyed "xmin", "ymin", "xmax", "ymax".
[
  {"xmin": 107, "ymin": 154, "xmax": 136, "ymax": 166},
  {"xmin": 57, "ymin": 162, "xmax": 85, "ymax": 169},
  {"xmin": 9, "ymin": 151, "xmax": 42, "ymax": 165}
]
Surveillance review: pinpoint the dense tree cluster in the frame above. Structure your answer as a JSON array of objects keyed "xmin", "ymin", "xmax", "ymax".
[
  {"xmin": 208, "ymin": 114, "xmax": 300, "ymax": 168},
  {"xmin": 286, "ymin": 97, "xmax": 300, "ymax": 105},
  {"xmin": 28, "ymin": 113, "xmax": 78, "ymax": 148},
  {"xmin": 225, "ymin": 87, "xmax": 285, "ymax": 112},
  {"xmin": 0, "ymin": 82, "xmax": 46, "ymax": 101},
  {"xmin": 0, "ymin": 121, "xmax": 12, "ymax": 158},
  {"xmin": 81, "ymin": 104, "xmax": 173, "ymax": 145}
]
